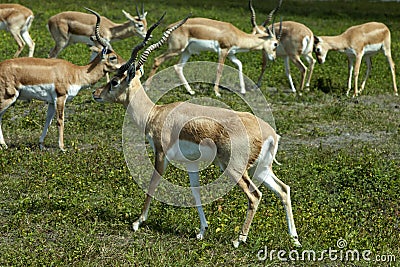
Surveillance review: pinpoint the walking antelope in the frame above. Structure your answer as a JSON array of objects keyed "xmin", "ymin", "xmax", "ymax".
[
  {"xmin": 0, "ymin": 8, "xmax": 124, "ymax": 151},
  {"xmin": 313, "ymin": 22, "xmax": 397, "ymax": 97},
  {"xmin": 48, "ymin": 4, "xmax": 147, "ymax": 58},
  {"xmin": 0, "ymin": 4, "xmax": 35, "ymax": 57},
  {"xmin": 249, "ymin": 0, "xmax": 316, "ymax": 93},
  {"xmin": 144, "ymin": 1, "xmax": 282, "ymax": 97},
  {"xmin": 93, "ymin": 14, "xmax": 301, "ymax": 248}
]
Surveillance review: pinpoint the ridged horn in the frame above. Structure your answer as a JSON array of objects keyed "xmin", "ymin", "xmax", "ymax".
[
  {"xmin": 248, "ymin": 0, "xmax": 257, "ymax": 29},
  {"xmin": 84, "ymin": 7, "xmax": 112, "ymax": 50},
  {"xmin": 261, "ymin": 0, "xmax": 282, "ymax": 27},
  {"xmin": 136, "ymin": 14, "xmax": 191, "ymax": 70},
  {"xmin": 117, "ymin": 12, "xmax": 166, "ymax": 76}
]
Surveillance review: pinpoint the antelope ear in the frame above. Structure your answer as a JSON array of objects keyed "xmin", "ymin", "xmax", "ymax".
[
  {"xmin": 122, "ymin": 10, "xmax": 136, "ymax": 21},
  {"xmin": 314, "ymin": 36, "xmax": 321, "ymax": 44},
  {"xmin": 89, "ymin": 46, "xmax": 101, "ymax": 53}
]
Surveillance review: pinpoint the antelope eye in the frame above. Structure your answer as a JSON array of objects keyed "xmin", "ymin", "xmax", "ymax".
[{"xmin": 111, "ymin": 78, "xmax": 120, "ymax": 88}]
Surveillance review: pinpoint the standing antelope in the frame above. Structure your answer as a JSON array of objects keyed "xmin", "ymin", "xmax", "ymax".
[
  {"xmin": 313, "ymin": 22, "xmax": 397, "ymax": 97},
  {"xmin": 93, "ymin": 14, "xmax": 301, "ymax": 248},
  {"xmin": 249, "ymin": 0, "xmax": 316, "ymax": 93},
  {"xmin": 47, "ymin": 5, "xmax": 147, "ymax": 58},
  {"xmin": 0, "ymin": 4, "xmax": 35, "ymax": 57},
  {"xmin": 0, "ymin": 8, "xmax": 124, "ymax": 151},
  {"xmin": 145, "ymin": 1, "xmax": 282, "ymax": 97}
]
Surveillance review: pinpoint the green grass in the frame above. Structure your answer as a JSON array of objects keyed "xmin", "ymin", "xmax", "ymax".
[{"xmin": 1, "ymin": 0, "xmax": 399, "ymax": 266}]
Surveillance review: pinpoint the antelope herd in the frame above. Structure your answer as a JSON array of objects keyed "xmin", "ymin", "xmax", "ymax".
[{"xmin": 0, "ymin": 1, "xmax": 397, "ymax": 247}]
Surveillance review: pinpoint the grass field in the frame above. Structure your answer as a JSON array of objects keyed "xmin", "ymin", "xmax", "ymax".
[{"xmin": 0, "ymin": 0, "xmax": 399, "ymax": 266}]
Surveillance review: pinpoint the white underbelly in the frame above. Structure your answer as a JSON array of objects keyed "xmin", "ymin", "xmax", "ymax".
[
  {"xmin": 186, "ymin": 38, "xmax": 220, "ymax": 54},
  {"xmin": 166, "ymin": 139, "xmax": 217, "ymax": 170},
  {"xmin": 18, "ymin": 84, "xmax": 82, "ymax": 102},
  {"xmin": 18, "ymin": 84, "xmax": 57, "ymax": 102},
  {"xmin": 344, "ymin": 43, "xmax": 383, "ymax": 57},
  {"xmin": 69, "ymin": 34, "xmax": 94, "ymax": 45},
  {"xmin": 363, "ymin": 43, "xmax": 383, "ymax": 55},
  {"xmin": 0, "ymin": 21, "xmax": 7, "ymax": 31}
]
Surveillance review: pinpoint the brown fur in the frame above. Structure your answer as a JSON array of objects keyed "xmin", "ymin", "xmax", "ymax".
[
  {"xmin": 0, "ymin": 4, "xmax": 35, "ymax": 57},
  {"xmin": 314, "ymin": 22, "xmax": 397, "ymax": 96},
  {"xmin": 48, "ymin": 10, "xmax": 147, "ymax": 58},
  {"xmin": 0, "ymin": 49, "xmax": 123, "ymax": 150}
]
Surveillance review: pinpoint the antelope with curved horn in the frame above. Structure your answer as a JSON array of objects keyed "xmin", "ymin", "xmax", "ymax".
[
  {"xmin": 47, "ymin": 4, "xmax": 148, "ymax": 58},
  {"xmin": 93, "ymin": 13, "xmax": 301, "ymax": 248},
  {"xmin": 0, "ymin": 4, "xmax": 35, "ymax": 57},
  {"xmin": 313, "ymin": 22, "xmax": 397, "ymax": 97},
  {"xmin": 0, "ymin": 8, "xmax": 124, "ymax": 151},
  {"xmin": 249, "ymin": 0, "xmax": 316, "ymax": 93},
  {"xmin": 144, "ymin": 1, "xmax": 282, "ymax": 97}
]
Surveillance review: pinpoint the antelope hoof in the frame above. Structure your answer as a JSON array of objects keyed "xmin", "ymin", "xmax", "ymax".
[
  {"xmin": 0, "ymin": 143, "xmax": 8, "ymax": 150},
  {"xmin": 39, "ymin": 143, "xmax": 46, "ymax": 151},
  {"xmin": 232, "ymin": 234, "xmax": 247, "ymax": 248},
  {"xmin": 292, "ymin": 236, "xmax": 302, "ymax": 248},
  {"xmin": 132, "ymin": 221, "xmax": 140, "ymax": 231}
]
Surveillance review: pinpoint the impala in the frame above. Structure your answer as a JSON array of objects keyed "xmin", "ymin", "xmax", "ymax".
[
  {"xmin": 48, "ymin": 4, "xmax": 148, "ymax": 58},
  {"xmin": 0, "ymin": 4, "xmax": 35, "ymax": 57},
  {"xmin": 144, "ymin": 1, "xmax": 282, "ymax": 97},
  {"xmin": 249, "ymin": 0, "xmax": 316, "ymax": 93},
  {"xmin": 313, "ymin": 22, "xmax": 397, "ymax": 97},
  {"xmin": 93, "ymin": 14, "xmax": 301, "ymax": 248},
  {"xmin": 0, "ymin": 8, "xmax": 124, "ymax": 151}
]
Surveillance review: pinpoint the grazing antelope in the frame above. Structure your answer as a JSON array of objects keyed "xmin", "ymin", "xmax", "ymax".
[
  {"xmin": 0, "ymin": 4, "xmax": 35, "ymax": 57},
  {"xmin": 249, "ymin": 0, "xmax": 316, "ymax": 93},
  {"xmin": 313, "ymin": 22, "xmax": 397, "ymax": 97},
  {"xmin": 48, "ymin": 5, "xmax": 147, "ymax": 58},
  {"xmin": 0, "ymin": 8, "xmax": 124, "ymax": 151},
  {"xmin": 145, "ymin": 1, "xmax": 282, "ymax": 97},
  {"xmin": 93, "ymin": 14, "xmax": 301, "ymax": 248}
]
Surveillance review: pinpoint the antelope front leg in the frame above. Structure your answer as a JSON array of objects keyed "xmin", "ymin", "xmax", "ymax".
[
  {"xmin": 256, "ymin": 51, "xmax": 268, "ymax": 88},
  {"xmin": 39, "ymin": 102, "xmax": 56, "ymax": 150},
  {"xmin": 213, "ymin": 49, "xmax": 229, "ymax": 97},
  {"xmin": 346, "ymin": 57, "xmax": 355, "ymax": 97},
  {"xmin": 359, "ymin": 56, "xmax": 372, "ymax": 94},
  {"xmin": 352, "ymin": 56, "xmax": 363, "ymax": 97},
  {"xmin": 228, "ymin": 54, "xmax": 246, "ymax": 95},
  {"xmin": 55, "ymin": 96, "xmax": 67, "ymax": 151},
  {"xmin": 133, "ymin": 152, "xmax": 165, "ymax": 231},
  {"xmin": 0, "ymin": 114, "xmax": 7, "ymax": 149}
]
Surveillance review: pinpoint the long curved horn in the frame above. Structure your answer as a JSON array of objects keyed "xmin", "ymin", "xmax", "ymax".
[
  {"xmin": 277, "ymin": 17, "xmax": 283, "ymax": 41},
  {"xmin": 136, "ymin": 4, "xmax": 141, "ymax": 19},
  {"xmin": 136, "ymin": 14, "xmax": 191, "ymax": 70},
  {"xmin": 117, "ymin": 12, "xmax": 166, "ymax": 76},
  {"xmin": 249, "ymin": 0, "xmax": 266, "ymax": 35},
  {"xmin": 84, "ymin": 7, "xmax": 111, "ymax": 50},
  {"xmin": 261, "ymin": 0, "xmax": 282, "ymax": 27},
  {"xmin": 248, "ymin": 0, "xmax": 257, "ymax": 29}
]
